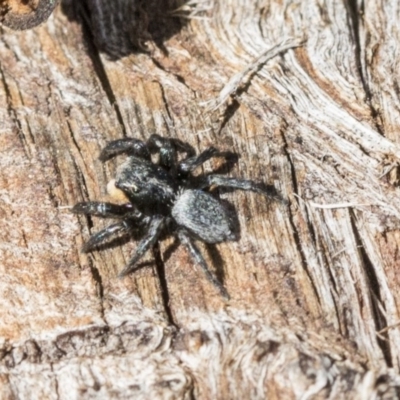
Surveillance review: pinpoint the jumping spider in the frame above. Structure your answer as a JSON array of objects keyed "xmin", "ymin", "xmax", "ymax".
[{"xmin": 72, "ymin": 135, "xmax": 282, "ymax": 299}]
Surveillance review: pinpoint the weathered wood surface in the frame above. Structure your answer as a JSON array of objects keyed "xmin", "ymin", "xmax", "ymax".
[{"xmin": 1, "ymin": 0, "xmax": 400, "ymax": 398}]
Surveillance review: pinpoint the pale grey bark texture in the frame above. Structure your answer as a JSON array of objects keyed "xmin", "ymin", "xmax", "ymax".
[{"xmin": 1, "ymin": 0, "xmax": 400, "ymax": 398}]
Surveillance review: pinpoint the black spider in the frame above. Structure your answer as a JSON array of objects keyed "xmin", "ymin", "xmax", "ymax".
[{"xmin": 72, "ymin": 135, "xmax": 282, "ymax": 299}]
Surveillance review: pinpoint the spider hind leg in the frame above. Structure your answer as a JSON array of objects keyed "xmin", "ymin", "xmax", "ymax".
[
  {"xmin": 178, "ymin": 230, "xmax": 230, "ymax": 299},
  {"xmin": 118, "ymin": 216, "xmax": 165, "ymax": 278},
  {"xmin": 203, "ymin": 175, "xmax": 285, "ymax": 203}
]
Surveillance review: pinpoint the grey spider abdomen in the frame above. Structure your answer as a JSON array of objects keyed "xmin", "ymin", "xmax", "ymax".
[{"xmin": 172, "ymin": 190, "xmax": 235, "ymax": 244}]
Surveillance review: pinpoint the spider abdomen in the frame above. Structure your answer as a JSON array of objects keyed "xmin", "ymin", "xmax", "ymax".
[{"xmin": 172, "ymin": 190, "xmax": 235, "ymax": 244}]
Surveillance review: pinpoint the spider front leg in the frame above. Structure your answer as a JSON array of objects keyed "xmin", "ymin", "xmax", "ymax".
[
  {"xmin": 178, "ymin": 147, "xmax": 221, "ymax": 175},
  {"xmin": 72, "ymin": 201, "xmax": 141, "ymax": 219},
  {"xmin": 148, "ymin": 134, "xmax": 195, "ymax": 170},
  {"xmin": 118, "ymin": 215, "xmax": 165, "ymax": 277},
  {"xmin": 80, "ymin": 220, "xmax": 137, "ymax": 253},
  {"xmin": 202, "ymin": 175, "xmax": 284, "ymax": 202},
  {"xmin": 178, "ymin": 230, "xmax": 230, "ymax": 299},
  {"xmin": 72, "ymin": 202, "xmax": 147, "ymax": 252},
  {"xmin": 99, "ymin": 138, "xmax": 151, "ymax": 162},
  {"xmin": 148, "ymin": 134, "xmax": 178, "ymax": 170}
]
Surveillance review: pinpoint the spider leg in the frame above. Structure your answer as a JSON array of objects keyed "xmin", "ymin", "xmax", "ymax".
[
  {"xmin": 148, "ymin": 134, "xmax": 195, "ymax": 170},
  {"xmin": 148, "ymin": 134, "xmax": 194, "ymax": 156},
  {"xmin": 201, "ymin": 175, "xmax": 284, "ymax": 202},
  {"xmin": 178, "ymin": 230, "xmax": 230, "ymax": 299},
  {"xmin": 178, "ymin": 147, "xmax": 220, "ymax": 174},
  {"xmin": 81, "ymin": 220, "xmax": 135, "ymax": 253},
  {"xmin": 118, "ymin": 215, "xmax": 165, "ymax": 278},
  {"xmin": 171, "ymin": 138, "xmax": 195, "ymax": 156},
  {"xmin": 99, "ymin": 138, "xmax": 151, "ymax": 162},
  {"xmin": 72, "ymin": 201, "xmax": 142, "ymax": 219},
  {"xmin": 147, "ymin": 134, "xmax": 178, "ymax": 170}
]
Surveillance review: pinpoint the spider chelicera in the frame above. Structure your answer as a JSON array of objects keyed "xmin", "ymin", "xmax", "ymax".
[{"xmin": 72, "ymin": 135, "xmax": 282, "ymax": 298}]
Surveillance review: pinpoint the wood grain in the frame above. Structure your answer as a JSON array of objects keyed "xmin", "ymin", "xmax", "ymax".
[{"xmin": 1, "ymin": 0, "xmax": 400, "ymax": 398}]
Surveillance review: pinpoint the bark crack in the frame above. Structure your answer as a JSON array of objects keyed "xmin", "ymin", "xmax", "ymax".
[
  {"xmin": 280, "ymin": 127, "xmax": 322, "ymax": 305},
  {"xmin": 50, "ymin": 362, "xmax": 60, "ymax": 400},
  {"xmin": 153, "ymin": 242, "xmax": 178, "ymax": 328},
  {"xmin": 346, "ymin": 0, "xmax": 384, "ymax": 136},
  {"xmin": 66, "ymin": 121, "xmax": 106, "ymax": 318},
  {"xmin": 349, "ymin": 210, "xmax": 392, "ymax": 367},
  {"xmin": 157, "ymin": 80, "xmax": 175, "ymax": 131},
  {"xmin": 0, "ymin": 63, "xmax": 31, "ymax": 157}
]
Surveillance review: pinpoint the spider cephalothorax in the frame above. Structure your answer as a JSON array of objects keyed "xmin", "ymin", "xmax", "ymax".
[{"xmin": 72, "ymin": 135, "xmax": 282, "ymax": 298}]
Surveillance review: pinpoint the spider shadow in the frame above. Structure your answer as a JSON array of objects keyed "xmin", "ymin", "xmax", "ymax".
[
  {"xmin": 83, "ymin": 227, "xmax": 142, "ymax": 254},
  {"xmin": 217, "ymin": 183, "xmax": 283, "ymax": 204},
  {"xmin": 162, "ymin": 236, "xmax": 181, "ymax": 264},
  {"xmin": 190, "ymin": 151, "xmax": 239, "ymax": 183},
  {"xmin": 61, "ymin": 0, "xmax": 188, "ymax": 59},
  {"xmin": 218, "ymin": 198, "xmax": 241, "ymax": 242},
  {"xmin": 204, "ymin": 243, "xmax": 227, "ymax": 287},
  {"xmin": 162, "ymin": 236, "xmax": 230, "ymax": 289},
  {"xmin": 85, "ymin": 231, "xmax": 158, "ymax": 271},
  {"xmin": 211, "ymin": 152, "xmax": 239, "ymax": 175}
]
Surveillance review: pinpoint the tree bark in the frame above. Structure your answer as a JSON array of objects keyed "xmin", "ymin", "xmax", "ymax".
[{"xmin": 1, "ymin": 0, "xmax": 400, "ymax": 398}]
